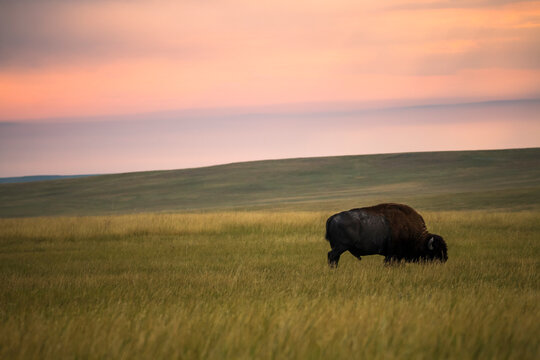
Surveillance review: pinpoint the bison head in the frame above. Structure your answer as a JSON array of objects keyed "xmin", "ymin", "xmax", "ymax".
[{"xmin": 426, "ymin": 234, "xmax": 448, "ymax": 262}]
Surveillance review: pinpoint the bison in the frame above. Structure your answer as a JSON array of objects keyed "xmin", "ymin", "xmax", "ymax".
[{"xmin": 325, "ymin": 203, "xmax": 447, "ymax": 267}]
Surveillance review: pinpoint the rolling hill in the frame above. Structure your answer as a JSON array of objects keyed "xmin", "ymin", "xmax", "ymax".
[
  {"xmin": 0, "ymin": 175, "xmax": 95, "ymax": 184},
  {"xmin": 1, "ymin": 148, "xmax": 539, "ymax": 217}
]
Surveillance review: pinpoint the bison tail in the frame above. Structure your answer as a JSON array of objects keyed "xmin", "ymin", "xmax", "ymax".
[
  {"xmin": 325, "ymin": 215, "xmax": 336, "ymax": 242},
  {"xmin": 325, "ymin": 216, "xmax": 332, "ymax": 242}
]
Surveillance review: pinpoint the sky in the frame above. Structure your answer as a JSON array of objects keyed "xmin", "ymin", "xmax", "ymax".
[{"xmin": 0, "ymin": 0, "xmax": 539, "ymax": 176}]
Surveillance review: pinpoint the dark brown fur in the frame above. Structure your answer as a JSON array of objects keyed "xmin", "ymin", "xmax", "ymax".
[
  {"xmin": 363, "ymin": 203, "xmax": 428, "ymax": 260},
  {"xmin": 325, "ymin": 203, "xmax": 447, "ymax": 266}
]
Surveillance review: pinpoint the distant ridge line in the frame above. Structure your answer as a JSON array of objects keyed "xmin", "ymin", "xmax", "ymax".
[
  {"xmin": 0, "ymin": 174, "xmax": 96, "ymax": 184},
  {"xmin": 1, "ymin": 147, "xmax": 538, "ymax": 184},
  {"xmin": 1, "ymin": 147, "xmax": 539, "ymax": 216}
]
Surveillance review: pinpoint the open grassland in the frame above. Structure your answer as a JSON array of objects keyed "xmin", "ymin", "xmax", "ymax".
[
  {"xmin": 1, "ymin": 211, "xmax": 538, "ymax": 359},
  {"xmin": 1, "ymin": 148, "xmax": 539, "ymax": 217}
]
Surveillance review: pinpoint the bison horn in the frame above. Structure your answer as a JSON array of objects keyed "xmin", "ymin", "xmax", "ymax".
[{"xmin": 428, "ymin": 237, "xmax": 435, "ymax": 250}]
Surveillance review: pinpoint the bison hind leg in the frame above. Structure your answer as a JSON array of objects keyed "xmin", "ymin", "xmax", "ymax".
[
  {"xmin": 328, "ymin": 245, "xmax": 347, "ymax": 268},
  {"xmin": 327, "ymin": 250, "xmax": 340, "ymax": 268}
]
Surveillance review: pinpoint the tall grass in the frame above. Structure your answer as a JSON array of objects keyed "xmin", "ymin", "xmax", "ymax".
[{"xmin": 0, "ymin": 211, "xmax": 538, "ymax": 359}]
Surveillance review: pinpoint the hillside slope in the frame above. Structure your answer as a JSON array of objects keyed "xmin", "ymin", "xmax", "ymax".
[
  {"xmin": 1, "ymin": 148, "xmax": 539, "ymax": 217},
  {"xmin": 0, "ymin": 175, "xmax": 94, "ymax": 184}
]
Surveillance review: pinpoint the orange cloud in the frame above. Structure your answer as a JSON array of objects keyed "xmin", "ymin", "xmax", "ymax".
[{"xmin": 0, "ymin": 0, "xmax": 539, "ymax": 120}]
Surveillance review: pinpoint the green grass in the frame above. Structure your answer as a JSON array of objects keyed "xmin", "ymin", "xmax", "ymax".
[
  {"xmin": 1, "ymin": 148, "xmax": 539, "ymax": 358},
  {"xmin": 1, "ymin": 211, "xmax": 539, "ymax": 359},
  {"xmin": 1, "ymin": 148, "xmax": 540, "ymax": 217}
]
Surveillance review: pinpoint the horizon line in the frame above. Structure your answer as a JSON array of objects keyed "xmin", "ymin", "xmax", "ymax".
[{"xmin": 2, "ymin": 147, "xmax": 538, "ymax": 181}]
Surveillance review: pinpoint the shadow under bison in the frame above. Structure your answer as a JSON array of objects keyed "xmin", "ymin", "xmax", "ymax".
[{"xmin": 325, "ymin": 203, "xmax": 448, "ymax": 267}]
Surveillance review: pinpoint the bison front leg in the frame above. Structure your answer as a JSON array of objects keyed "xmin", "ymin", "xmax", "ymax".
[
  {"xmin": 327, "ymin": 246, "xmax": 347, "ymax": 268},
  {"xmin": 384, "ymin": 256, "xmax": 402, "ymax": 265}
]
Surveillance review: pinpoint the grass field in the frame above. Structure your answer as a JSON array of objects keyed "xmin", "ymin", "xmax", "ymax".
[
  {"xmin": 1, "ymin": 211, "xmax": 539, "ymax": 359},
  {"xmin": 1, "ymin": 149, "xmax": 539, "ymax": 358}
]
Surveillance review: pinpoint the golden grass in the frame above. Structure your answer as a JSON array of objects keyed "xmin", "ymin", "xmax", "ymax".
[{"xmin": 0, "ymin": 211, "xmax": 538, "ymax": 359}]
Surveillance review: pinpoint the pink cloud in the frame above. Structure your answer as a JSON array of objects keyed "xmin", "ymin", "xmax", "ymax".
[{"xmin": 0, "ymin": 0, "xmax": 539, "ymax": 120}]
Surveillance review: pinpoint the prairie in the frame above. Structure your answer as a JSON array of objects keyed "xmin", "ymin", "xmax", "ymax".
[
  {"xmin": 1, "ymin": 211, "xmax": 538, "ymax": 359},
  {"xmin": 1, "ymin": 148, "xmax": 539, "ymax": 217}
]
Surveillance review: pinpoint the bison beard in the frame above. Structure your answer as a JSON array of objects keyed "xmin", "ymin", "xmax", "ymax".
[{"xmin": 325, "ymin": 203, "xmax": 448, "ymax": 267}]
